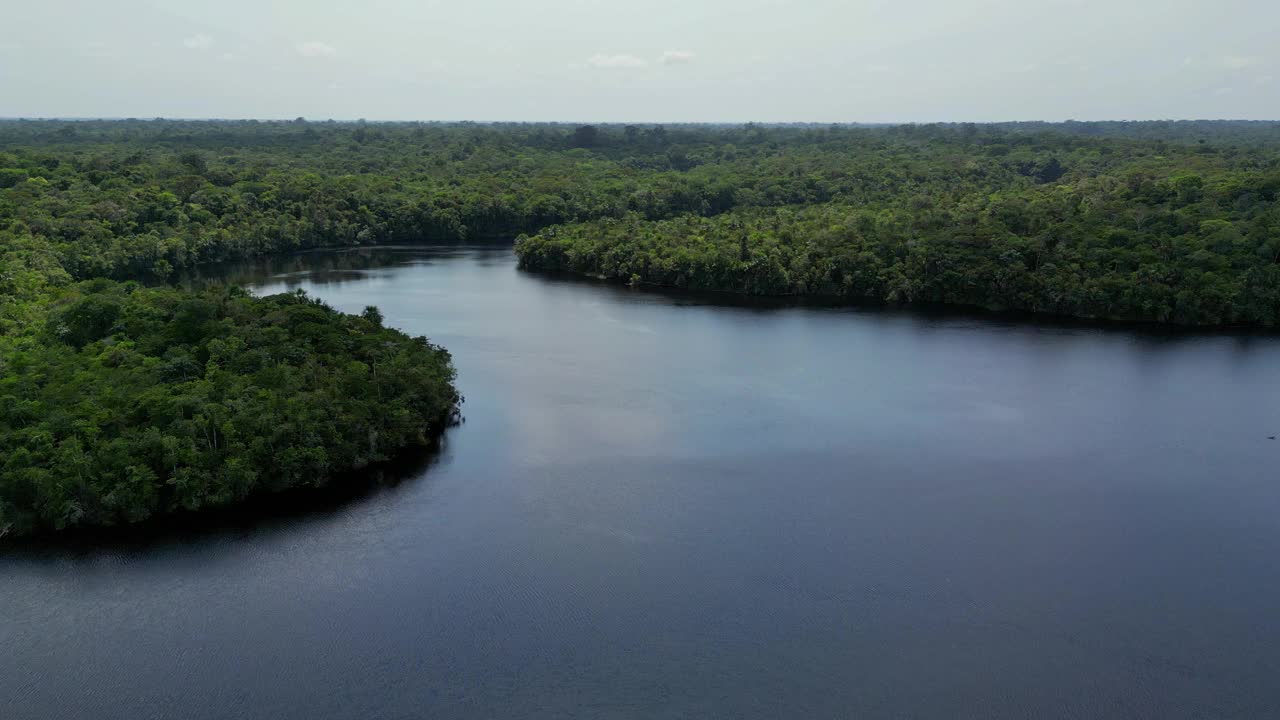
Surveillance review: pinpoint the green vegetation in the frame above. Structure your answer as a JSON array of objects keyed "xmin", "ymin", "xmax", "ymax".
[
  {"xmin": 0, "ymin": 258, "xmax": 459, "ymax": 536},
  {"xmin": 2, "ymin": 119, "xmax": 1278, "ymax": 326},
  {"xmin": 1, "ymin": 117, "xmax": 1278, "ymax": 533},
  {"xmin": 513, "ymin": 124, "xmax": 1280, "ymax": 326},
  {"xmin": 0, "ymin": 121, "xmax": 481, "ymax": 537}
]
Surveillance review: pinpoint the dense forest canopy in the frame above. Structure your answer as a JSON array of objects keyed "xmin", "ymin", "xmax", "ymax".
[
  {"xmin": 0, "ymin": 280, "xmax": 458, "ymax": 537},
  {"xmin": 2, "ymin": 118, "xmax": 1278, "ymax": 325},
  {"xmin": 1, "ymin": 118, "xmax": 1279, "ymax": 534},
  {"xmin": 0, "ymin": 119, "xmax": 489, "ymax": 538},
  {"xmin": 498, "ymin": 121, "xmax": 1280, "ymax": 326}
]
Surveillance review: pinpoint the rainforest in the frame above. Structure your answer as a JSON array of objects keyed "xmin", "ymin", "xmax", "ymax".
[{"xmin": 2, "ymin": 118, "xmax": 1279, "ymax": 535}]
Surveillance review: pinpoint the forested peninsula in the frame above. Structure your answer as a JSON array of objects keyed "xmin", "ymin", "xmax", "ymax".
[
  {"xmin": 2, "ymin": 118, "xmax": 1279, "ymax": 534},
  {"xmin": 0, "ymin": 120, "xmax": 476, "ymax": 537}
]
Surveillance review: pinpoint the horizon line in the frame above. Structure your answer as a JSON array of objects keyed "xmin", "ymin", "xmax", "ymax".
[{"xmin": 2, "ymin": 116, "xmax": 1279, "ymax": 125}]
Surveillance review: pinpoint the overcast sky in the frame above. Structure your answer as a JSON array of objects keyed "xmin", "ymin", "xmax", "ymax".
[{"xmin": 2, "ymin": 0, "xmax": 1277, "ymax": 122}]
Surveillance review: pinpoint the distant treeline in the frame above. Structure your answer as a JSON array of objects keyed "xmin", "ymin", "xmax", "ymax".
[{"xmin": 4, "ymin": 119, "xmax": 1278, "ymax": 320}]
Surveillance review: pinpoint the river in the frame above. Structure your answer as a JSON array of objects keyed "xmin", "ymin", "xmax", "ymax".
[{"xmin": 4, "ymin": 245, "xmax": 1280, "ymax": 719}]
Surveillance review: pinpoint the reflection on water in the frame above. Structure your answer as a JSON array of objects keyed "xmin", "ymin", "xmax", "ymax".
[
  {"xmin": 182, "ymin": 245, "xmax": 517, "ymax": 292},
  {"xmin": 6, "ymin": 245, "xmax": 1280, "ymax": 720}
]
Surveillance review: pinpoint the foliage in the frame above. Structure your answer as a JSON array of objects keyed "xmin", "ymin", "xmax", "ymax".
[
  {"xmin": 508, "ymin": 125, "xmax": 1280, "ymax": 326},
  {"xmin": 0, "ymin": 278, "xmax": 458, "ymax": 537},
  {"xmin": 2, "ymin": 117, "xmax": 1278, "ymax": 534}
]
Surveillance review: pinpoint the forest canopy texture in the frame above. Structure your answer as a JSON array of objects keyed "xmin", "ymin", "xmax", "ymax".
[
  {"xmin": 1, "ymin": 118, "xmax": 1278, "ymax": 534},
  {"xmin": 3, "ymin": 119, "xmax": 1278, "ymax": 325}
]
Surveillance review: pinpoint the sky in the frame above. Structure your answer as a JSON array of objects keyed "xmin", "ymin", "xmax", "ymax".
[{"xmin": 1, "ymin": 0, "xmax": 1277, "ymax": 122}]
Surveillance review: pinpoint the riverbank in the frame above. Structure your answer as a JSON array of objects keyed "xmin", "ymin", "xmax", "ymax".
[
  {"xmin": 514, "ymin": 209, "xmax": 1280, "ymax": 328},
  {"xmin": 9, "ymin": 246, "xmax": 1279, "ymax": 720}
]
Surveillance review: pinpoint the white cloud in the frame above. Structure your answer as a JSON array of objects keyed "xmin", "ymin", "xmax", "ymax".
[
  {"xmin": 1221, "ymin": 55, "xmax": 1258, "ymax": 70},
  {"xmin": 183, "ymin": 34, "xmax": 213, "ymax": 50},
  {"xmin": 864, "ymin": 63, "xmax": 892, "ymax": 74},
  {"xmin": 587, "ymin": 54, "xmax": 647, "ymax": 69},
  {"xmin": 296, "ymin": 41, "xmax": 337, "ymax": 58},
  {"xmin": 660, "ymin": 50, "xmax": 696, "ymax": 65}
]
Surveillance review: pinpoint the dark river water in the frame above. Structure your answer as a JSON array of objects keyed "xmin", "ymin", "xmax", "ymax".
[{"xmin": 5, "ymin": 246, "xmax": 1280, "ymax": 719}]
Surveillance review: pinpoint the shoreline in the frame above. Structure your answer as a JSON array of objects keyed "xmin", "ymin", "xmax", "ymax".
[{"xmin": 515, "ymin": 259, "xmax": 1280, "ymax": 336}]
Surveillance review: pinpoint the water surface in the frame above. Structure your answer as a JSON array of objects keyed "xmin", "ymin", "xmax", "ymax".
[{"xmin": 5, "ymin": 246, "xmax": 1280, "ymax": 719}]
